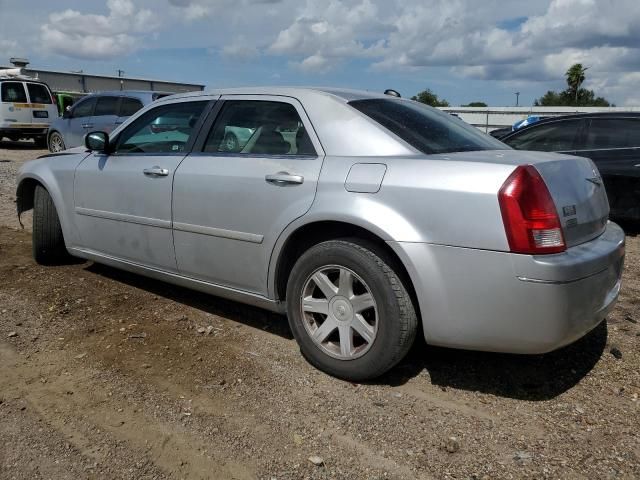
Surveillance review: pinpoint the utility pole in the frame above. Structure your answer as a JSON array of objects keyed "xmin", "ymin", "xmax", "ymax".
[
  {"xmin": 117, "ymin": 69, "xmax": 125, "ymax": 91},
  {"xmin": 515, "ymin": 92, "xmax": 520, "ymax": 107}
]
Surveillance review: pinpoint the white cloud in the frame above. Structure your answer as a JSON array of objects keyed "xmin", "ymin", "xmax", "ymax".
[{"xmin": 40, "ymin": 0, "xmax": 160, "ymax": 59}]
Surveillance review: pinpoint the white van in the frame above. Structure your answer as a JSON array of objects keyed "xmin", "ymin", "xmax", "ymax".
[{"xmin": 0, "ymin": 75, "xmax": 58, "ymax": 146}]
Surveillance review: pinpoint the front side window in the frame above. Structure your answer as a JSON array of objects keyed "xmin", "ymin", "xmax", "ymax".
[
  {"xmin": 72, "ymin": 97, "xmax": 97, "ymax": 118},
  {"xmin": 505, "ymin": 120, "xmax": 583, "ymax": 152},
  {"xmin": 114, "ymin": 101, "xmax": 207, "ymax": 154},
  {"xmin": 1, "ymin": 82, "xmax": 27, "ymax": 103},
  {"xmin": 203, "ymin": 100, "xmax": 316, "ymax": 156},
  {"xmin": 119, "ymin": 97, "xmax": 144, "ymax": 117},
  {"xmin": 94, "ymin": 96, "xmax": 120, "ymax": 116},
  {"xmin": 26, "ymin": 83, "xmax": 53, "ymax": 104},
  {"xmin": 583, "ymin": 118, "xmax": 640, "ymax": 150},
  {"xmin": 349, "ymin": 98, "xmax": 507, "ymax": 155}
]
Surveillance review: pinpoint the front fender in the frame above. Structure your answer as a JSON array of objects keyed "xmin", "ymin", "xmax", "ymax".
[{"xmin": 16, "ymin": 153, "xmax": 89, "ymax": 246}]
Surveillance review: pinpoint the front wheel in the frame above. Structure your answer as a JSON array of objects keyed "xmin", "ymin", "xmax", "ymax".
[
  {"xmin": 32, "ymin": 185, "xmax": 69, "ymax": 264},
  {"xmin": 286, "ymin": 239, "xmax": 418, "ymax": 381},
  {"xmin": 48, "ymin": 131, "xmax": 65, "ymax": 152}
]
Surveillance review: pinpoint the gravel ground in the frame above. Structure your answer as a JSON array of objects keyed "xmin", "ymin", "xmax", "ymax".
[{"xmin": 0, "ymin": 142, "xmax": 639, "ymax": 479}]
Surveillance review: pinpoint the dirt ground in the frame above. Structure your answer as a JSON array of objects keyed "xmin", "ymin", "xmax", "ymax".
[{"xmin": 0, "ymin": 141, "xmax": 639, "ymax": 480}]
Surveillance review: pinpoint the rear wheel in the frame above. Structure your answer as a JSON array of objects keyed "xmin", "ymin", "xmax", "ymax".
[
  {"xmin": 48, "ymin": 131, "xmax": 65, "ymax": 152},
  {"xmin": 32, "ymin": 185, "xmax": 69, "ymax": 264},
  {"xmin": 286, "ymin": 239, "xmax": 417, "ymax": 381}
]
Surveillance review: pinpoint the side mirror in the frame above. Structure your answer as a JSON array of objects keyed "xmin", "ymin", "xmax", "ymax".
[
  {"xmin": 85, "ymin": 131, "xmax": 109, "ymax": 153},
  {"xmin": 62, "ymin": 106, "xmax": 72, "ymax": 119}
]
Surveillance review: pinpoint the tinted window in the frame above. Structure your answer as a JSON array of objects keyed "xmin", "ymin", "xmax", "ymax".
[
  {"xmin": 72, "ymin": 97, "xmax": 97, "ymax": 118},
  {"xmin": 583, "ymin": 118, "xmax": 640, "ymax": 150},
  {"xmin": 119, "ymin": 97, "xmax": 144, "ymax": 117},
  {"xmin": 115, "ymin": 101, "xmax": 207, "ymax": 154},
  {"xmin": 26, "ymin": 83, "xmax": 53, "ymax": 104},
  {"xmin": 349, "ymin": 99, "xmax": 507, "ymax": 154},
  {"xmin": 504, "ymin": 120, "xmax": 583, "ymax": 152},
  {"xmin": 203, "ymin": 100, "xmax": 316, "ymax": 155},
  {"xmin": 94, "ymin": 96, "xmax": 120, "ymax": 116},
  {"xmin": 1, "ymin": 82, "xmax": 27, "ymax": 102}
]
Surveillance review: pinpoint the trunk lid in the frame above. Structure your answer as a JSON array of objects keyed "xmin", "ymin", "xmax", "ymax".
[
  {"xmin": 533, "ymin": 154, "xmax": 609, "ymax": 247},
  {"xmin": 429, "ymin": 150, "xmax": 610, "ymax": 248}
]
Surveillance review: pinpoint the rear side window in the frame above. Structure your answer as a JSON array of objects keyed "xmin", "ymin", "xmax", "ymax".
[
  {"xmin": 203, "ymin": 100, "xmax": 316, "ymax": 155},
  {"xmin": 26, "ymin": 83, "xmax": 53, "ymax": 104},
  {"xmin": 349, "ymin": 99, "xmax": 507, "ymax": 154},
  {"xmin": 72, "ymin": 97, "xmax": 96, "ymax": 118},
  {"xmin": 1, "ymin": 82, "xmax": 27, "ymax": 102},
  {"xmin": 583, "ymin": 118, "xmax": 640, "ymax": 149},
  {"xmin": 504, "ymin": 120, "xmax": 583, "ymax": 152},
  {"xmin": 94, "ymin": 96, "xmax": 120, "ymax": 116},
  {"xmin": 119, "ymin": 97, "xmax": 144, "ymax": 117}
]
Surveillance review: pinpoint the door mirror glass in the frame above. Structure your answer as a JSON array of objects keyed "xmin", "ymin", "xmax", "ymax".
[{"xmin": 85, "ymin": 131, "xmax": 109, "ymax": 152}]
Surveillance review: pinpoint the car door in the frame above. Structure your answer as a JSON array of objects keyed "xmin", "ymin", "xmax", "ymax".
[
  {"xmin": 0, "ymin": 81, "xmax": 31, "ymax": 127},
  {"xmin": 73, "ymin": 98, "xmax": 210, "ymax": 271},
  {"xmin": 503, "ymin": 118, "xmax": 586, "ymax": 155},
  {"xmin": 172, "ymin": 96, "xmax": 324, "ymax": 295},
  {"xmin": 90, "ymin": 95, "xmax": 121, "ymax": 135},
  {"xmin": 575, "ymin": 117, "xmax": 640, "ymax": 216},
  {"xmin": 65, "ymin": 96, "xmax": 97, "ymax": 147}
]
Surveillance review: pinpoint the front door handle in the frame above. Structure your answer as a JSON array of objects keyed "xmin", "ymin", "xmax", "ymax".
[
  {"xmin": 82, "ymin": 123, "xmax": 93, "ymax": 129},
  {"xmin": 143, "ymin": 166, "xmax": 169, "ymax": 177},
  {"xmin": 265, "ymin": 172, "xmax": 304, "ymax": 185}
]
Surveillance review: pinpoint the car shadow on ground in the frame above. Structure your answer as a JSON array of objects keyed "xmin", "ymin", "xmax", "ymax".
[
  {"xmin": 375, "ymin": 321, "xmax": 608, "ymax": 401},
  {"xmin": 85, "ymin": 262, "xmax": 294, "ymax": 340},
  {"xmin": 86, "ymin": 262, "xmax": 607, "ymax": 400}
]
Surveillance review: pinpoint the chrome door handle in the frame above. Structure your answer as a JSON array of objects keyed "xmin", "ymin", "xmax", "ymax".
[
  {"xmin": 143, "ymin": 166, "xmax": 169, "ymax": 177},
  {"xmin": 82, "ymin": 123, "xmax": 93, "ymax": 129},
  {"xmin": 265, "ymin": 172, "xmax": 304, "ymax": 185}
]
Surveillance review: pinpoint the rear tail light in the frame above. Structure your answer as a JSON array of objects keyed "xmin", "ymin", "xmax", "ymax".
[{"xmin": 498, "ymin": 165, "xmax": 565, "ymax": 254}]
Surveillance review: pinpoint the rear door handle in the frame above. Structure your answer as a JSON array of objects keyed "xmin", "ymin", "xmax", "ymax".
[
  {"xmin": 82, "ymin": 123, "xmax": 93, "ymax": 129},
  {"xmin": 143, "ymin": 166, "xmax": 169, "ymax": 177},
  {"xmin": 265, "ymin": 172, "xmax": 304, "ymax": 185}
]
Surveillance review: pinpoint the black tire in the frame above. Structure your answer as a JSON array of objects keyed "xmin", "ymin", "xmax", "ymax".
[
  {"xmin": 286, "ymin": 239, "xmax": 418, "ymax": 381},
  {"xmin": 34, "ymin": 136, "xmax": 47, "ymax": 148},
  {"xmin": 32, "ymin": 185, "xmax": 69, "ymax": 264}
]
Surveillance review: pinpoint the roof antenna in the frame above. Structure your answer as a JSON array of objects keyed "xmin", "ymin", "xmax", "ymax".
[{"xmin": 384, "ymin": 89, "xmax": 401, "ymax": 98}]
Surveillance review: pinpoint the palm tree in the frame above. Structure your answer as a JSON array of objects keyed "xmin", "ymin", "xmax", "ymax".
[{"xmin": 565, "ymin": 63, "xmax": 588, "ymax": 104}]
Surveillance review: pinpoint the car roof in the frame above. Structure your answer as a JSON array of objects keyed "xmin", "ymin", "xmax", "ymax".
[
  {"xmin": 163, "ymin": 86, "xmax": 391, "ymax": 102},
  {"xmin": 83, "ymin": 90, "xmax": 172, "ymax": 98}
]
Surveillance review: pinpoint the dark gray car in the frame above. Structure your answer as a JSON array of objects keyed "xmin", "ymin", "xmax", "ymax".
[{"xmin": 47, "ymin": 90, "xmax": 171, "ymax": 152}]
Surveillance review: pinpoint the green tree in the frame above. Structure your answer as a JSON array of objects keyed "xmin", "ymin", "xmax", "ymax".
[
  {"xmin": 462, "ymin": 101, "xmax": 488, "ymax": 107},
  {"xmin": 566, "ymin": 63, "xmax": 587, "ymax": 103},
  {"xmin": 534, "ymin": 63, "xmax": 612, "ymax": 106},
  {"xmin": 411, "ymin": 89, "xmax": 450, "ymax": 107}
]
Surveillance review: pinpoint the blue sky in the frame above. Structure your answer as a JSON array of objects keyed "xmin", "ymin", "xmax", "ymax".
[{"xmin": 1, "ymin": 0, "xmax": 639, "ymax": 106}]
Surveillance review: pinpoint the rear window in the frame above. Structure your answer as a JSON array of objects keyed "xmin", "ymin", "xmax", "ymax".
[
  {"xmin": 1, "ymin": 82, "xmax": 27, "ymax": 103},
  {"xmin": 26, "ymin": 83, "xmax": 53, "ymax": 104},
  {"xmin": 349, "ymin": 99, "xmax": 507, "ymax": 154}
]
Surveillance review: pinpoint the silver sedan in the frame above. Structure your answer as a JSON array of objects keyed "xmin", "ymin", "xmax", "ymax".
[{"xmin": 16, "ymin": 87, "xmax": 625, "ymax": 380}]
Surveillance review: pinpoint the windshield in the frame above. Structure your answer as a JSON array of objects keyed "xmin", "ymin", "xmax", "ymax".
[{"xmin": 349, "ymin": 98, "xmax": 508, "ymax": 155}]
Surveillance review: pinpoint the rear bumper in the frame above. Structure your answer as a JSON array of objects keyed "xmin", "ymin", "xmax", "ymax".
[
  {"xmin": 390, "ymin": 221, "xmax": 625, "ymax": 354},
  {"xmin": 0, "ymin": 126, "xmax": 48, "ymax": 137}
]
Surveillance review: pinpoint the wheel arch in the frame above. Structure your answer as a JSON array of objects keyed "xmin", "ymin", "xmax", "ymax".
[
  {"xmin": 16, "ymin": 174, "xmax": 69, "ymax": 238},
  {"xmin": 271, "ymin": 220, "xmax": 421, "ymax": 323}
]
